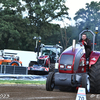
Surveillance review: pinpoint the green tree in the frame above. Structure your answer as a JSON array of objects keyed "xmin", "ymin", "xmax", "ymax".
[
  {"xmin": 74, "ymin": 1, "xmax": 100, "ymax": 50},
  {"xmin": 22, "ymin": 0, "xmax": 69, "ymax": 37},
  {"xmin": 0, "ymin": 0, "xmax": 31, "ymax": 50},
  {"xmin": 74, "ymin": 1, "xmax": 100, "ymax": 31},
  {"xmin": 60, "ymin": 26, "xmax": 79, "ymax": 49},
  {"xmin": 0, "ymin": 0, "xmax": 70, "ymax": 51}
]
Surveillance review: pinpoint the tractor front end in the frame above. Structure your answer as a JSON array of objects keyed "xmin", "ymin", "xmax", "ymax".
[
  {"xmin": 55, "ymin": 42, "xmax": 86, "ymax": 87},
  {"xmin": 28, "ymin": 55, "xmax": 50, "ymax": 75},
  {"xmin": 46, "ymin": 41, "xmax": 90, "ymax": 92}
]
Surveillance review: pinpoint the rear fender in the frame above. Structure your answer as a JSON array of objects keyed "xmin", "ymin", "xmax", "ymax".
[{"xmin": 89, "ymin": 51, "xmax": 100, "ymax": 66}]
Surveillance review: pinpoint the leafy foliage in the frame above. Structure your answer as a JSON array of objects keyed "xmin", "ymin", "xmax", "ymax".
[
  {"xmin": 74, "ymin": 1, "xmax": 100, "ymax": 50},
  {"xmin": 0, "ymin": 0, "xmax": 70, "ymax": 51},
  {"xmin": 2, "ymin": 0, "xmax": 100, "ymax": 51}
]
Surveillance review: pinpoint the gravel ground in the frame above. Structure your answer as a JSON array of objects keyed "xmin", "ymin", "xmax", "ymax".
[{"xmin": 0, "ymin": 84, "xmax": 99, "ymax": 100}]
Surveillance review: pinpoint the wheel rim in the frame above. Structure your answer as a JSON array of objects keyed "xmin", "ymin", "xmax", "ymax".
[
  {"xmin": 87, "ymin": 76, "xmax": 90, "ymax": 92},
  {"xmin": 11, "ymin": 63, "xmax": 18, "ymax": 66}
]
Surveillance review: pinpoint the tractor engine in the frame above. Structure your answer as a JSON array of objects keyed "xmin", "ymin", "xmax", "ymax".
[{"xmin": 58, "ymin": 44, "xmax": 86, "ymax": 74}]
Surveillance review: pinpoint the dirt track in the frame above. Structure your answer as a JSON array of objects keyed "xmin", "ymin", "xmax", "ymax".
[{"xmin": 0, "ymin": 84, "xmax": 99, "ymax": 100}]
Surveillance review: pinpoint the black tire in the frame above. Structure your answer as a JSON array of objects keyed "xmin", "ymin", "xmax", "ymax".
[
  {"xmin": 10, "ymin": 61, "xmax": 20, "ymax": 66},
  {"xmin": 82, "ymin": 74, "xmax": 90, "ymax": 93},
  {"xmin": 29, "ymin": 62, "xmax": 34, "ymax": 67},
  {"xmin": 46, "ymin": 72, "xmax": 55, "ymax": 91},
  {"xmin": 29, "ymin": 61, "xmax": 37, "ymax": 67},
  {"xmin": 89, "ymin": 57, "xmax": 100, "ymax": 93},
  {"xmin": 59, "ymin": 86, "xmax": 76, "ymax": 92},
  {"xmin": 49, "ymin": 64, "xmax": 55, "ymax": 72}
]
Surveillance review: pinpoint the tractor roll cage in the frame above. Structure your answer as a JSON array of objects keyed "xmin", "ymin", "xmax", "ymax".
[{"xmin": 79, "ymin": 30, "xmax": 95, "ymax": 51}]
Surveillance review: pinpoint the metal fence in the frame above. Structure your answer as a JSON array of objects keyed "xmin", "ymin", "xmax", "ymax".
[{"xmin": 0, "ymin": 65, "xmax": 28, "ymax": 75}]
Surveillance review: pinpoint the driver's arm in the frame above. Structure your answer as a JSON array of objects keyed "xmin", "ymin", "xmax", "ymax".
[{"xmin": 84, "ymin": 39, "xmax": 91, "ymax": 48}]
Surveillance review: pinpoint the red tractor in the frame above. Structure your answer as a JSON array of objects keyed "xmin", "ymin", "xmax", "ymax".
[
  {"xmin": 46, "ymin": 29, "xmax": 100, "ymax": 93},
  {"xmin": 28, "ymin": 44, "xmax": 63, "ymax": 75}
]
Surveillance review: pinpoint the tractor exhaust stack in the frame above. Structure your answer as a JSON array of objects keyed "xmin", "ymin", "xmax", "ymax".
[{"xmin": 72, "ymin": 39, "xmax": 76, "ymax": 52}]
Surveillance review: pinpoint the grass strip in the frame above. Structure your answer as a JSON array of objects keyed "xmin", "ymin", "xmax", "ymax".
[{"xmin": 0, "ymin": 80, "xmax": 46, "ymax": 85}]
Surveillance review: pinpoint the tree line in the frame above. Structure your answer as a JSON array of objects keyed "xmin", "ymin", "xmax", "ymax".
[{"xmin": 0, "ymin": 0, "xmax": 100, "ymax": 51}]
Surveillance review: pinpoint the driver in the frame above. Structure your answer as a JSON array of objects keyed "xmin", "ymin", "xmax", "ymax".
[{"xmin": 79, "ymin": 33, "xmax": 92, "ymax": 63}]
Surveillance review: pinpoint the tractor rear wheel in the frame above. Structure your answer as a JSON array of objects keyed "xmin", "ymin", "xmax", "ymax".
[
  {"xmin": 46, "ymin": 72, "xmax": 55, "ymax": 91},
  {"xmin": 82, "ymin": 74, "xmax": 90, "ymax": 93},
  {"xmin": 89, "ymin": 57, "xmax": 100, "ymax": 93}
]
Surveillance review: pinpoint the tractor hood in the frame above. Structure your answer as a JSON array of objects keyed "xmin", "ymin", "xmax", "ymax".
[
  {"xmin": 38, "ymin": 55, "xmax": 49, "ymax": 60},
  {"xmin": 59, "ymin": 44, "xmax": 85, "ymax": 73},
  {"xmin": 62, "ymin": 44, "xmax": 85, "ymax": 55}
]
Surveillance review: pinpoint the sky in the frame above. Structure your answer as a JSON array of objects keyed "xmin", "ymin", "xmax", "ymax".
[{"xmin": 53, "ymin": 0, "xmax": 99, "ymax": 27}]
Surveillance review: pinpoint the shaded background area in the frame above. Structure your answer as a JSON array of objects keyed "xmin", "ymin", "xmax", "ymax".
[{"xmin": 0, "ymin": 1, "xmax": 100, "ymax": 51}]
